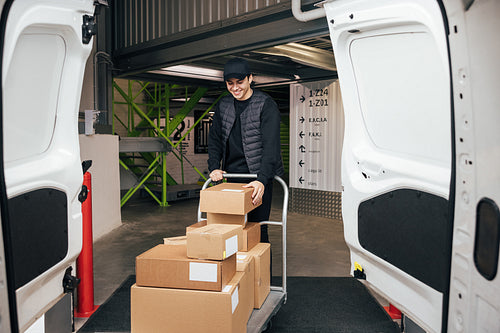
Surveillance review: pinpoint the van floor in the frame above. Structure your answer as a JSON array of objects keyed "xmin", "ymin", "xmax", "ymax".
[{"xmin": 75, "ymin": 187, "xmax": 390, "ymax": 331}]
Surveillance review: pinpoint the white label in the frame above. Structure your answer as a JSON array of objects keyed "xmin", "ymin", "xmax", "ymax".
[
  {"xmin": 222, "ymin": 285, "xmax": 232, "ymax": 293},
  {"xmin": 225, "ymin": 235, "xmax": 238, "ymax": 258},
  {"xmin": 189, "ymin": 262, "xmax": 218, "ymax": 282},
  {"xmin": 221, "ymin": 189, "xmax": 243, "ymax": 192},
  {"xmin": 237, "ymin": 254, "xmax": 247, "ymax": 260},
  {"xmin": 231, "ymin": 286, "xmax": 239, "ymax": 313}
]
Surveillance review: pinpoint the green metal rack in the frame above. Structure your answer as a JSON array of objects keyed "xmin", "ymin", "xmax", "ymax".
[{"xmin": 113, "ymin": 79, "xmax": 226, "ymax": 207}]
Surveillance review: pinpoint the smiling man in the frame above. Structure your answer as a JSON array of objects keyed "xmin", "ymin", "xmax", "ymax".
[{"xmin": 207, "ymin": 57, "xmax": 284, "ymax": 242}]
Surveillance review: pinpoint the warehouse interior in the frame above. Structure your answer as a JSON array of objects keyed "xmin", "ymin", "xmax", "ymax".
[
  {"xmin": 73, "ymin": 1, "xmax": 398, "ymax": 332},
  {"xmin": 4, "ymin": 1, "xmax": 499, "ymax": 333}
]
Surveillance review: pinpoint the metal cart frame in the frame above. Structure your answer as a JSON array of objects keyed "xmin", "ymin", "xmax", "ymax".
[{"xmin": 198, "ymin": 174, "xmax": 288, "ymax": 333}]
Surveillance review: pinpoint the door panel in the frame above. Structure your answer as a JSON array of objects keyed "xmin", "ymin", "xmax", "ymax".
[
  {"xmin": 444, "ymin": 0, "xmax": 500, "ymax": 332},
  {"xmin": 8, "ymin": 189, "xmax": 68, "ymax": 290},
  {"xmin": 0, "ymin": 215, "xmax": 14, "ymax": 333},
  {"xmin": 4, "ymin": 33, "xmax": 65, "ymax": 162},
  {"xmin": 324, "ymin": 0, "xmax": 452, "ymax": 331},
  {"xmin": 349, "ymin": 32, "xmax": 450, "ymax": 162},
  {"xmin": 1, "ymin": 0, "xmax": 94, "ymax": 330},
  {"xmin": 358, "ymin": 189, "xmax": 449, "ymax": 293}
]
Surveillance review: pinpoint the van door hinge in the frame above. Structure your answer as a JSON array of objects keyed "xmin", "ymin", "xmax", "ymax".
[
  {"xmin": 79, "ymin": 160, "xmax": 92, "ymax": 203},
  {"xmin": 63, "ymin": 267, "xmax": 80, "ymax": 332},
  {"xmin": 63, "ymin": 267, "xmax": 79, "ymax": 295},
  {"xmin": 82, "ymin": 15, "xmax": 97, "ymax": 44},
  {"xmin": 82, "ymin": 0, "xmax": 109, "ymax": 44}
]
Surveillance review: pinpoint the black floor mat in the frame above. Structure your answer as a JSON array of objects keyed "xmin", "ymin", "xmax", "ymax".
[
  {"xmin": 266, "ymin": 277, "xmax": 399, "ymax": 333},
  {"xmin": 78, "ymin": 276, "xmax": 135, "ymax": 332},
  {"xmin": 78, "ymin": 275, "xmax": 399, "ymax": 333}
]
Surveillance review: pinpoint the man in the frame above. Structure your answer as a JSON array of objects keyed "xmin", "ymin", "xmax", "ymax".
[{"xmin": 207, "ymin": 57, "xmax": 284, "ymax": 242}]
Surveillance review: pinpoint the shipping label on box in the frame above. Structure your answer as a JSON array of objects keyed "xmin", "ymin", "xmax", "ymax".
[
  {"xmin": 239, "ymin": 242, "xmax": 271, "ymax": 308},
  {"xmin": 200, "ymin": 182, "xmax": 261, "ymax": 215},
  {"xmin": 135, "ymin": 244, "xmax": 236, "ymax": 292},
  {"xmin": 187, "ymin": 224, "xmax": 243, "ymax": 260},
  {"xmin": 131, "ymin": 264, "xmax": 253, "ymax": 333}
]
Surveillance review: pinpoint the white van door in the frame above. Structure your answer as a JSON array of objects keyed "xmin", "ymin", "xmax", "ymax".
[
  {"xmin": 445, "ymin": 1, "xmax": 500, "ymax": 332},
  {"xmin": 324, "ymin": 0, "xmax": 454, "ymax": 332},
  {"xmin": 0, "ymin": 0, "xmax": 94, "ymax": 331}
]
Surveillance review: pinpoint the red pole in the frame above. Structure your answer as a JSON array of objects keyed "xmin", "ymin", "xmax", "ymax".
[{"xmin": 75, "ymin": 172, "xmax": 99, "ymax": 317}]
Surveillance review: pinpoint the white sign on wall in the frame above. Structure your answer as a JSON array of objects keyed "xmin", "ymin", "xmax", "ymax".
[{"xmin": 290, "ymin": 80, "xmax": 344, "ymax": 191}]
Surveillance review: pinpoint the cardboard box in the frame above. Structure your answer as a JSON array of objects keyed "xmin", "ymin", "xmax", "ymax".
[
  {"xmin": 236, "ymin": 255, "xmax": 255, "ymax": 323},
  {"xmin": 241, "ymin": 222, "xmax": 260, "ymax": 251},
  {"xmin": 136, "ymin": 244, "xmax": 236, "ymax": 292},
  {"xmin": 200, "ymin": 182, "xmax": 261, "ymax": 215},
  {"xmin": 131, "ymin": 265, "xmax": 253, "ymax": 333},
  {"xmin": 236, "ymin": 253, "xmax": 255, "ymax": 309},
  {"xmin": 186, "ymin": 220, "xmax": 207, "ymax": 233},
  {"xmin": 187, "ymin": 224, "xmax": 243, "ymax": 260},
  {"xmin": 238, "ymin": 243, "xmax": 271, "ymax": 308},
  {"xmin": 163, "ymin": 235, "xmax": 187, "ymax": 245},
  {"xmin": 187, "ymin": 221, "xmax": 261, "ymax": 252},
  {"xmin": 207, "ymin": 212, "xmax": 247, "ymax": 226}
]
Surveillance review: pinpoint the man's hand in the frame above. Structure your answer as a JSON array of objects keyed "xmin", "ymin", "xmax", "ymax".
[
  {"xmin": 243, "ymin": 181, "xmax": 265, "ymax": 205},
  {"xmin": 209, "ymin": 169, "xmax": 225, "ymax": 182}
]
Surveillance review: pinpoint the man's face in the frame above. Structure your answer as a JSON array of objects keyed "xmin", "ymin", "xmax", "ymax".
[{"xmin": 225, "ymin": 75, "xmax": 253, "ymax": 101}]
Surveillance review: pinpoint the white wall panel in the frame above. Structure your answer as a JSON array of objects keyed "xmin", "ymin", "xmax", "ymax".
[{"xmin": 79, "ymin": 134, "xmax": 122, "ymax": 241}]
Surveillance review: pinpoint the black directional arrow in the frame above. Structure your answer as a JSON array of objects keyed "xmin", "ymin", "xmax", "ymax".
[
  {"xmin": 299, "ymin": 131, "xmax": 305, "ymax": 138},
  {"xmin": 299, "ymin": 145, "xmax": 306, "ymax": 153},
  {"xmin": 300, "ymin": 95, "xmax": 305, "ymax": 103},
  {"xmin": 299, "ymin": 116, "xmax": 305, "ymax": 123},
  {"xmin": 299, "ymin": 177, "xmax": 305, "ymax": 184},
  {"xmin": 299, "ymin": 160, "xmax": 305, "ymax": 167}
]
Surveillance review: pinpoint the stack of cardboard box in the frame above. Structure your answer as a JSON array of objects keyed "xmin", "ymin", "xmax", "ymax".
[{"xmin": 131, "ymin": 183, "xmax": 271, "ymax": 332}]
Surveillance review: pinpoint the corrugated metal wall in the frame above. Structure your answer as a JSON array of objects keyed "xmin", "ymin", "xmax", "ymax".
[{"xmin": 114, "ymin": 0, "xmax": 287, "ymax": 49}]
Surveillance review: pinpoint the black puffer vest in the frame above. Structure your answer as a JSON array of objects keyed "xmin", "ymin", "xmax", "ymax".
[{"xmin": 218, "ymin": 90, "xmax": 284, "ymax": 177}]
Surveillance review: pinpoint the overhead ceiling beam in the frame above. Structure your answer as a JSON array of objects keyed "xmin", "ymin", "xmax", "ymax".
[
  {"xmin": 253, "ymin": 42, "xmax": 336, "ymax": 71},
  {"xmin": 191, "ymin": 58, "xmax": 297, "ymax": 81},
  {"xmin": 113, "ymin": 5, "xmax": 329, "ymax": 76},
  {"xmin": 118, "ymin": 73, "xmax": 225, "ymax": 89}
]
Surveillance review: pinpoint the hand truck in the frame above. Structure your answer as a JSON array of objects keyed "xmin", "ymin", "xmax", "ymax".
[{"xmin": 198, "ymin": 173, "xmax": 288, "ymax": 333}]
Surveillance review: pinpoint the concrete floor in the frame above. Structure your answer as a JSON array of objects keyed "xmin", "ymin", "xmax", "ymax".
[{"xmin": 75, "ymin": 186, "xmax": 386, "ymax": 331}]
